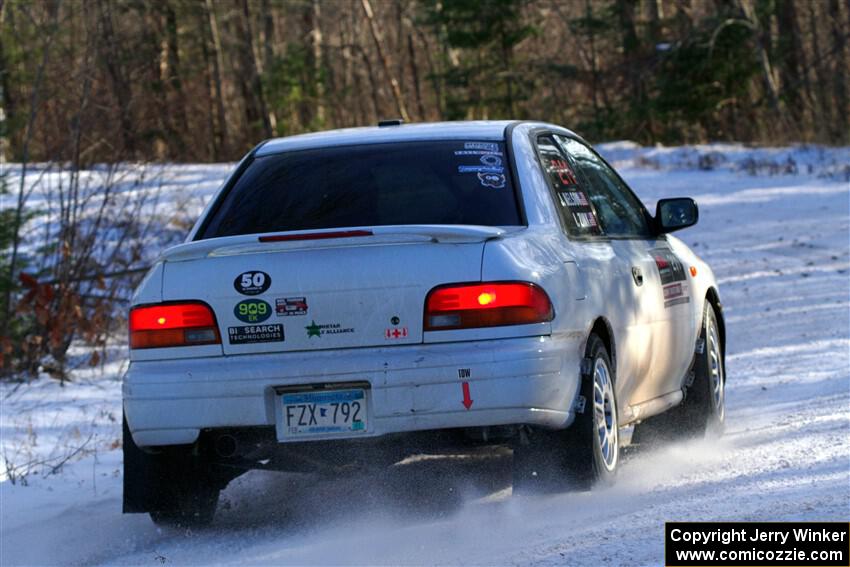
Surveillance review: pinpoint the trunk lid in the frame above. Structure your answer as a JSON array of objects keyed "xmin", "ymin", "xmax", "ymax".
[{"xmin": 160, "ymin": 226, "xmax": 502, "ymax": 355}]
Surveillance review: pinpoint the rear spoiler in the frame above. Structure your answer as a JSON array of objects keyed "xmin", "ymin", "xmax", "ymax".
[{"xmin": 161, "ymin": 225, "xmax": 511, "ymax": 262}]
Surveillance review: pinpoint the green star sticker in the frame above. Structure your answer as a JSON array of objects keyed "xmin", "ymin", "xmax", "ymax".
[{"xmin": 305, "ymin": 320, "xmax": 321, "ymax": 338}]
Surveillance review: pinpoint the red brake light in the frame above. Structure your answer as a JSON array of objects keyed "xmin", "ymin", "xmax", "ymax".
[
  {"xmin": 258, "ymin": 230, "xmax": 373, "ymax": 243},
  {"xmin": 129, "ymin": 302, "xmax": 220, "ymax": 349},
  {"xmin": 424, "ymin": 282, "xmax": 553, "ymax": 331}
]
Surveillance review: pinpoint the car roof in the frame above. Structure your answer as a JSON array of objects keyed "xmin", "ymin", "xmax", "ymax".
[{"xmin": 254, "ymin": 120, "xmax": 580, "ymax": 156}]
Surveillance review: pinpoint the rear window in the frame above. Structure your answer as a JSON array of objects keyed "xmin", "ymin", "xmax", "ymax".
[{"xmin": 200, "ymin": 140, "xmax": 522, "ymax": 239}]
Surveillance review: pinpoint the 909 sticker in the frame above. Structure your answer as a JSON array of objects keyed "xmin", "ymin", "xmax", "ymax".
[{"xmin": 234, "ymin": 299, "xmax": 271, "ymax": 323}]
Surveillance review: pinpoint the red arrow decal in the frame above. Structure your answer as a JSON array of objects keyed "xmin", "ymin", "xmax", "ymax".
[{"xmin": 461, "ymin": 381, "xmax": 473, "ymax": 410}]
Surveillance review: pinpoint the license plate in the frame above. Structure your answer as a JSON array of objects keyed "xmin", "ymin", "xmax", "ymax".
[{"xmin": 280, "ymin": 388, "xmax": 368, "ymax": 439}]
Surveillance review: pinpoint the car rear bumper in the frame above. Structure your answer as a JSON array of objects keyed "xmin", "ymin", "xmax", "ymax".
[{"xmin": 123, "ymin": 334, "xmax": 584, "ymax": 447}]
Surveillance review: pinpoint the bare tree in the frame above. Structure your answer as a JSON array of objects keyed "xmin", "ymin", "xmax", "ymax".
[
  {"xmin": 260, "ymin": 0, "xmax": 278, "ymax": 133},
  {"xmin": 829, "ymin": 0, "xmax": 849, "ymax": 138},
  {"xmin": 776, "ymin": 0, "xmax": 805, "ymax": 131},
  {"xmin": 96, "ymin": 0, "xmax": 136, "ymax": 156},
  {"xmin": 2, "ymin": 1, "xmax": 61, "ymax": 344},
  {"xmin": 360, "ymin": 0, "xmax": 410, "ymax": 122},
  {"xmin": 312, "ymin": 0, "xmax": 326, "ymax": 127},
  {"xmin": 234, "ymin": 0, "xmax": 272, "ymax": 140},
  {"xmin": 2, "ymin": 0, "xmax": 849, "ymax": 164},
  {"xmin": 0, "ymin": 0, "xmax": 11, "ymax": 163},
  {"xmin": 203, "ymin": 0, "xmax": 230, "ymax": 157}
]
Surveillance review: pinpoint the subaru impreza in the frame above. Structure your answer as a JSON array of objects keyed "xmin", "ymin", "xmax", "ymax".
[{"xmin": 123, "ymin": 121, "xmax": 726, "ymax": 526}]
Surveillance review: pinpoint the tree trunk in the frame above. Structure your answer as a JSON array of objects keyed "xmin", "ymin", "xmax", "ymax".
[
  {"xmin": 829, "ymin": 0, "xmax": 849, "ymax": 142},
  {"xmin": 196, "ymin": 2, "xmax": 218, "ymax": 160},
  {"xmin": 775, "ymin": 0, "xmax": 804, "ymax": 129},
  {"xmin": 260, "ymin": 0, "xmax": 277, "ymax": 133},
  {"xmin": 359, "ymin": 44, "xmax": 382, "ymax": 122},
  {"xmin": 360, "ymin": 0, "xmax": 410, "ymax": 122},
  {"xmin": 584, "ymin": 0, "xmax": 605, "ymax": 130},
  {"xmin": 236, "ymin": 0, "xmax": 273, "ymax": 140},
  {"xmin": 162, "ymin": 2, "xmax": 189, "ymax": 157},
  {"xmin": 96, "ymin": 0, "xmax": 136, "ymax": 157},
  {"xmin": 394, "ymin": 0, "xmax": 406, "ymax": 100},
  {"xmin": 407, "ymin": 32, "xmax": 426, "ymax": 121},
  {"xmin": 673, "ymin": 0, "xmax": 693, "ymax": 37},
  {"xmin": 312, "ymin": 0, "xmax": 326, "ymax": 127},
  {"xmin": 647, "ymin": 0, "xmax": 665, "ymax": 45},
  {"xmin": 736, "ymin": 0, "xmax": 782, "ymax": 124},
  {"xmin": 616, "ymin": 0, "xmax": 650, "ymax": 139},
  {"xmin": 203, "ymin": 0, "xmax": 229, "ymax": 158},
  {"xmin": 140, "ymin": 3, "xmax": 175, "ymax": 159},
  {"xmin": 339, "ymin": 11, "xmax": 359, "ymax": 126},
  {"xmin": 2, "ymin": 0, "xmax": 60, "ymax": 342},
  {"xmin": 807, "ymin": 0, "xmax": 832, "ymax": 140},
  {"xmin": 348, "ymin": 8, "xmax": 379, "ymax": 122},
  {"xmin": 415, "ymin": 26, "xmax": 442, "ymax": 120},
  {"xmin": 0, "ymin": 0, "xmax": 12, "ymax": 163}
]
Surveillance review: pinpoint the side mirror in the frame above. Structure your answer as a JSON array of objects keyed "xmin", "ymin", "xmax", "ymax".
[{"xmin": 655, "ymin": 198, "xmax": 698, "ymax": 233}]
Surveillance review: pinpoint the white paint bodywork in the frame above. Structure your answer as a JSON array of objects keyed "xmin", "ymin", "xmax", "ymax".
[{"xmin": 124, "ymin": 121, "xmax": 721, "ymax": 447}]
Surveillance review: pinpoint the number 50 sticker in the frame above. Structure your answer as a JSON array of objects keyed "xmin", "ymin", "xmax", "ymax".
[{"xmin": 234, "ymin": 271, "xmax": 271, "ymax": 295}]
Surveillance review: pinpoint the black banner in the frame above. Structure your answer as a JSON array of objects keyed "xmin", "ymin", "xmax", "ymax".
[
  {"xmin": 666, "ymin": 522, "xmax": 849, "ymax": 566},
  {"xmin": 227, "ymin": 323, "xmax": 284, "ymax": 344}
]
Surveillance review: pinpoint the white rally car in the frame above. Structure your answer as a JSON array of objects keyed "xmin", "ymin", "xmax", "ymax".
[{"xmin": 123, "ymin": 121, "xmax": 726, "ymax": 526}]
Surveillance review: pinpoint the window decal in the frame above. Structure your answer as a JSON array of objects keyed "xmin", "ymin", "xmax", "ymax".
[
  {"xmin": 558, "ymin": 191, "xmax": 589, "ymax": 208},
  {"xmin": 537, "ymin": 135, "xmax": 603, "ymax": 237},
  {"xmin": 455, "ymin": 142, "xmax": 507, "ymax": 187},
  {"xmin": 574, "ymin": 211, "xmax": 599, "ymax": 229},
  {"xmin": 478, "ymin": 172, "xmax": 506, "ymax": 189},
  {"xmin": 549, "ymin": 158, "xmax": 579, "ymax": 187},
  {"xmin": 463, "ymin": 141, "xmax": 499, "ymax": 152}
]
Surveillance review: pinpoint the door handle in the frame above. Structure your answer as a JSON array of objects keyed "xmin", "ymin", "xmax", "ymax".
[{"xmin": 631, "ymin": 267, "xmax": 643, "ymax": 286}]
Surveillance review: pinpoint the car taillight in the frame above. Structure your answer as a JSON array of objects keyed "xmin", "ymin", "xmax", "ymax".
[
  {"xmin": 129, "ymin": 302, "xmax": 220, "ymax": 349},
  {"xmin": 258, "ymin": 230, "xmax": 373, "ymax": 242},
  {"xmin": 424, "ymin": 282, "xmax": 553, "ymax": 331}
]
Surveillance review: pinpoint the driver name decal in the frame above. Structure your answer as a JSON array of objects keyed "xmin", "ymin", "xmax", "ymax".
[{"xmin": 651, "ymin": 248, "xmax": 690, "ymax": 308}]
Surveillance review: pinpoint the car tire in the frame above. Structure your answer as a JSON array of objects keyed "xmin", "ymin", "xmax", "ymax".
[
  {"xmin": 513, "ymin": 334, "xmax": 619, "ymax": 493},
  {"xmin": 634, "ymin": 302, "xmax": 726, "ymax": 444},
  {"xmin": 680, "ymin": 302, "xmax": 726, "ymax": 437},
  {"xmin": 123, "ymin": 415, "xmax": 221, "ymax": 528}
]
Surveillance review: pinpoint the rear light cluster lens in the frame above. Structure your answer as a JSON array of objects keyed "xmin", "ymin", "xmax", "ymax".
[
  {"xmin": 129, "ymin": 302, "xmax": 220, "ymax": 349},
  {"xmin": 424, "ymin": 282, "xmax": 553, "ymax": 331}
]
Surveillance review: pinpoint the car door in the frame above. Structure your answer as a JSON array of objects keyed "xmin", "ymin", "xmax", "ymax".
[
  {"xmin": 555, "ymin": 136, "xmax": 695, "ymax": 408},
  {"xmin": 534, "ymin": 134, "xmax": 652, "ymax": 420}
]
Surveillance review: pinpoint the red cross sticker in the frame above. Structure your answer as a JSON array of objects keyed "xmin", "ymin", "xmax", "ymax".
[{"xmin": 385, "ymin": 327, "xmax": 408, "ymax": 339}]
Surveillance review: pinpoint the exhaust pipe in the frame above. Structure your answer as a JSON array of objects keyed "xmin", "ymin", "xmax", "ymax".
[{"xmin": 214, "ymin": 434, "xmax": 238, "ymax": 458}]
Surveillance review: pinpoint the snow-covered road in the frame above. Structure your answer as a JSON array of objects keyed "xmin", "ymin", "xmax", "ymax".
[{"xmin": 2, "ymin": 145, "xmax": 848, "ymax": 566}]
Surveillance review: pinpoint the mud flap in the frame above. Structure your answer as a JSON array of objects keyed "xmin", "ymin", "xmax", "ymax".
[
  {"xmin": 122, "ymin": 414, "xmax": 238, "ymax": 514},
  {"xmin": 122, "ymin": 414, "xmax": 165, "ymax": 513}
]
